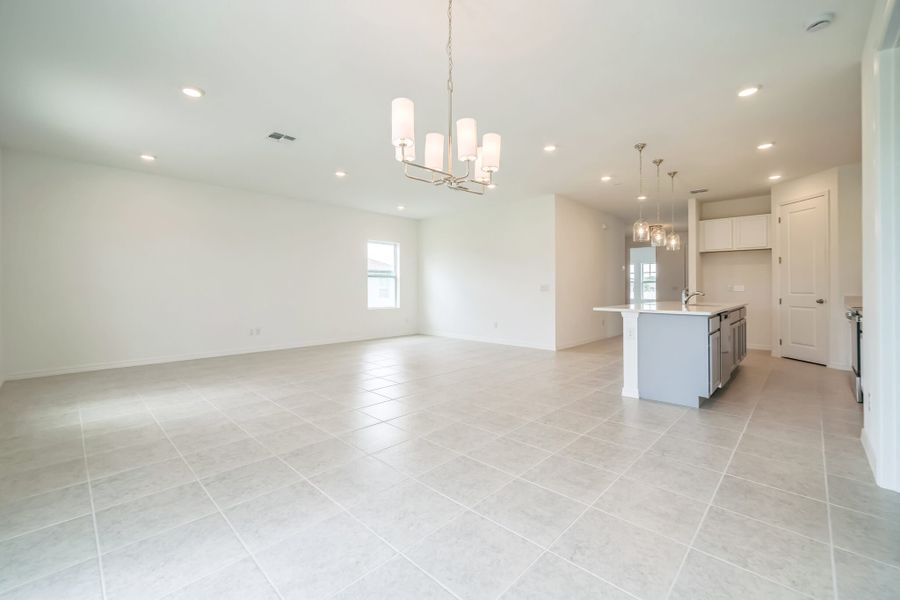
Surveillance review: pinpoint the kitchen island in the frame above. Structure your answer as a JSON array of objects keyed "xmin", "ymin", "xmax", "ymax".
[{"xmin": 594, "ymin": 302, "xmax": 748, "ymax": 407}]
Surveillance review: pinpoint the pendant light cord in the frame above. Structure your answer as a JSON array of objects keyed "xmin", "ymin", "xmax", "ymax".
[{"xmin": 655, "ymin": 161, "xmax": 662, "ymax": 223}]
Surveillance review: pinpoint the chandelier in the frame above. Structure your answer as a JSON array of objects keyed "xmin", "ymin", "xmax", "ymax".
[
  {"xmin": 632, "ymin": 143, "xmax": 650, "ymax": 242},
  {"xmin": 666, "ymin": 171, "xmax": 683, "ymax": 251},
  {"xmin": 390, "ymin": 0, "xmax": 500, "ymax": 195},
  {"xmin": 649, "ymin": 158, "xmax": 667, "ymax": 247}
]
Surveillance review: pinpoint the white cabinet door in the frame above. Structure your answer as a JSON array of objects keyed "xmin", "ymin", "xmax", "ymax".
[
  {"xmin": 734, "ymin": 214, "xmax": 769, "ymax": 249},
  {"xmin": 708, "ymin": 330, "xmax": 721, "ymax": 394},
  {"xmin": 700, "ymin": 218, "xmax": 733, "ymax": 252}
]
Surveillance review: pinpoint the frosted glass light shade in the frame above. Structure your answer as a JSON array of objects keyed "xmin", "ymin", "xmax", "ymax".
[
  {"xmin": 424, "ymin": 133, "xmax": 444, "ymax": 171},
  {"xmin": 666, "ymin": 231, "xmax": 682, "ymax": 251},
  {"xmin": 391, "ymin": 98, "xmax": 415, "ymax": 147},
  {"xmin": 481, "ymin": 133, "xmax": 501, "ymax": 172},
  {"xmin": 456, "ymin": 118, "xmax": 478, "ymax": 161},
  {"xmin": 394, "ymin": 143, "xmax": 415, "ymax": 162},
  {"xmin": 650, "ymin": 224, "xmax": 666, "ymax": 247},
  {"xmin": 474, "ymin": 147, "xmax": 490, "ymax": 183},
  {"xmin": 633, "ymin": 218, "xmax": 650, "ymax": 242}
]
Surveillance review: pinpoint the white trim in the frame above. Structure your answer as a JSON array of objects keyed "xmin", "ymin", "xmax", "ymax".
[
  {"xmin": 747, "ymin": 344, "xmax": 771, "ymax": 352},
  {"xmin": 3, "ymin": 332, "xmax": 419, "ymax": 380},
  {"xmin": 827, "ymin": 362, "xmax": 852, "ymax": 372},
  {"xmin": 862, "ymin": 427, "xmax": 878, "ymax": 475},
  {"xmin": 555, "ymin": 334, "xmax": 616, "ymax": 351}
]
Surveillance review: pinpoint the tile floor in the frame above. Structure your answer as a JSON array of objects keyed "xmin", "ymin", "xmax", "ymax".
[{"xmin": 0, "ymin": 335, "xmax": 897, "ymax": 600}]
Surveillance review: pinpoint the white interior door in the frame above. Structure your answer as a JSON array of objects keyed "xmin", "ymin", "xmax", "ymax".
[{"xmin": 779, "ymin": 194, "xmax": 829, "ymax": 364}]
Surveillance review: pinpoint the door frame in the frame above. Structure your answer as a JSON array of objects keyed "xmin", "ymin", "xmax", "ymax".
[{"xmin": 772, "ymin": 190, "xmax": 832, "ymax": 364}]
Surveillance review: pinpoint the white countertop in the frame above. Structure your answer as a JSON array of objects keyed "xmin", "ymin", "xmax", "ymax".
[{"xmin": 593, "ymin": 301, "xmax": 747, "ymax": 316}]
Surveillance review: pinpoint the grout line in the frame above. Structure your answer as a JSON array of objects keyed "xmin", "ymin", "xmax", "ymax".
[
  {"xmin": 490, "ymin": 398, "xmax": 688, "ymax": 600},
  {"xmin": 182, "ymin": 382, "xmax": 466, "ymax": 600},
  {"xmin": 662, "ymin": 367, "xmax": 767, "ymax": 600},
  {"xmin": 77, "ymin": 408, "xmax": 109, "ymax": 600},
  {"xmin": 139, "ymin": 394, "xmax": 288, "ymax": 600},
  {"xmin": 821, "ymin": 407, "xmax": 841, "ymax": 600}
]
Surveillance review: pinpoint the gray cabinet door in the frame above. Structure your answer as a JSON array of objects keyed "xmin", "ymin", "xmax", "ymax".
[{"xmin": 709, "ymin": 330, "xmax": 721, "ymax": 394}]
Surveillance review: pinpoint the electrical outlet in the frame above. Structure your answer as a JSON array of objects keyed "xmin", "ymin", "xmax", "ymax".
[
  {"xmin": 539, "ymin": 283, "xmax": 550, "ymax": 292},
  {"xmin": 493, "ymin": 321, "xmax": 498, "ymax": 329}
]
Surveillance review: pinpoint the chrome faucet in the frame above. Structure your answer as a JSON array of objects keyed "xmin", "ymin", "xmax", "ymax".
[{"xmin": 681, "ymin": 288, "xmax": 705, "ymax": 306}]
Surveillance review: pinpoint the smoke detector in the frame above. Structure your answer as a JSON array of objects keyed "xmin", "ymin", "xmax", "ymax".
[
  {"xmin": 806, "ymin": 12, "xmax": 835, "ymax": 33},
  {"xmin": 267, "ymin": 132, "xmax": 296, "ymax": 142}
]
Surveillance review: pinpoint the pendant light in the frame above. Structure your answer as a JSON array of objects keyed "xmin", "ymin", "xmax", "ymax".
[
  {"xmin": 649, "ymin": 159, "xmax": 667, "ymax": 247},
  {"xmin": 632, "ymin": 143, "xmax": 650, "ymax": 242},
  {"xmin": 666, "ymin": 170, "xmax": 682, "ymax": 251}
]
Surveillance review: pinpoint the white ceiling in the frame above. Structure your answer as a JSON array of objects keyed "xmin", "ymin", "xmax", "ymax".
[{"xmin": 0, "ymin": 0, "xmax": 873, "ymax": 223}]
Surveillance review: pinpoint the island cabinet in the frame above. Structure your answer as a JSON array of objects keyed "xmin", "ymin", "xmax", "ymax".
[
  {"xmin": 637, "ymin": 313, "xmax": 726, "ymax": 407},
  {"xmin": 593, "ymin": 302, "xmax": 748, "ymax": 408}
]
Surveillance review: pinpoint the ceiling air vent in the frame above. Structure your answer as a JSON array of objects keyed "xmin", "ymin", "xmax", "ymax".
[
  {"xmin": 690, "ymin": 188, "xmax": 709, "ymax": 194},
  {"xmin": 806, "ymin": 12, "xmax": 835, "ymax": 33},
  {"xmin": 267, "ymin": 132, "xmax": 296, "ymax": 142}
]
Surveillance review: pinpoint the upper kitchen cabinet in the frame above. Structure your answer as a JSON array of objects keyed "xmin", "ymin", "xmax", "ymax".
[
  {"xmin": 733, "ymin": 214, "xmax": 769, "ymax": 249},
  {"xmin": 699, "ymin": 214, "xmax": 770, "ymax": 252}
]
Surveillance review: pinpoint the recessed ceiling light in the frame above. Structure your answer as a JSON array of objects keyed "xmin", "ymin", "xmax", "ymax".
[
  {"xmin": 335, "ymin": 170, "xmax": 347, "ymax": 178},
  {"xmin": 139, "ymin": 154, "xmax": 156, "ymax": 162},
  {"xmin": 768, "ymin": 174, "xmax": 782, "ymax": 181},
  {"xmin": 637, "ymin": 195, "xmax": 648, "ymax": 201},
  {"xmin": 738, "ymin": 85, "xmax": 760, "ymax": 97},
  {"xmin": 396, "ymin": 205, "xmax": 405, "ymax": 211},
  {"xmin": 757, "ymin": 142, "xmax": 775, "ymax": 150},
  {"xmin": 487, "ymin": 183, "xmax": 497, "ymax": 189},
  {"xmin": 601, "ymin": 175, "xmax": 612, "ymax": 182},
  {"xmin": 543, "ymin": 144, "xmax": 557, "ymax": 153},
  {"xmin": 181, "ymin": 86, "xmax": 205, "ymax": 98}
]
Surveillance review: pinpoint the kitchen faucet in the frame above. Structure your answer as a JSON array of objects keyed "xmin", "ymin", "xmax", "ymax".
[{"xmin": 681, "ymin": 288, "xmax": 705, "ymax": 306}]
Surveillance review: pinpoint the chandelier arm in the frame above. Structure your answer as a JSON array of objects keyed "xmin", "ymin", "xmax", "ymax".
[
  {"xmin": 449, "ymin": 181, "xmax": 486, "ymax": 196},
  {"xmin": 403, "ymin": 160, "xmax": 453, "ymax": 182}
]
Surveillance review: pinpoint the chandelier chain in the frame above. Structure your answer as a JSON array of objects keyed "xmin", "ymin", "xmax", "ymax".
[{"xmin": 447, "ymin": 0, "xmax": 453, "ymax": 94}]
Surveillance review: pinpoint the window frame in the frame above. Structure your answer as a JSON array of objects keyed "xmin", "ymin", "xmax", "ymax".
[{"xmin": 366, "ymin": 240, "xmax": 400, "ymax": 310}]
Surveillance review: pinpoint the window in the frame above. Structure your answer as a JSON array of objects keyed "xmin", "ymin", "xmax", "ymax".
[
  {"xmin": 367, "ymin": 241, "xmax": 399, "ymax": 308},
  {"xmin": 628, "ymin": 246, "xmax": 657, "ymax": 303},
  {"xmin": 641, "ymin": 263, "xmax": 657, "ymax": 300}
]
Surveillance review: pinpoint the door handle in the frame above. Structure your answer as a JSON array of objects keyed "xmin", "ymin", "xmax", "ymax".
[{"xmin": 816, "ymin": 299, "xmax": 826, "ymax": 304}]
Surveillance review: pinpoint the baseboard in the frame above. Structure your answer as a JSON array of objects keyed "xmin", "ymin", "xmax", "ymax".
[
  {"xmin": 748, "ymin": 344, "xmax": 771, "ymax": 351},
  {"xmin": 861, "ymin": 427, "xmax": 877, "ymax": 481},
  {"xmin": 420, "ymin": 329, "xmax": 556, "ymax": 352},
  {"xmin": 827, "ymin": 361, "xmax": 852, "ymax": 371},
  {"xmin": 3, "ymin": 331, "xmax": 420, "ymax": 381},
  {"xmin": 555, "ymin": 334, "xmax": 615, "ymax": 351}
]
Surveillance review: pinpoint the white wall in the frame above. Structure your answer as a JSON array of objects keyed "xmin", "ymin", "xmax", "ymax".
[
  {"xmin": 554, "ymin": 196, "xmax": 625, "ymax": 349},
  {"xmin": 418, "ymin": 195, "xmax": 556, "ymax": 350},
  {"xmin": 701, "ymin": 251, "xmax": 772, "ymax": 350},
  {"xmin": 699, "ymin": 195, "xmax": 770, "ymax": 219},
  {"xmin": 771, "ymin": 164, "xmax": 862, "ymax": 370},
  {"xmin": 0, "ymin": 146, "xmax": 4, "ymax": 387},
  {"xmin": 1, "ymin": 150, "xmax": 419, "ymax": 378},
  {"xmin": 860, "ymin": 0, "xmax": 900, "ymax": 491},
  {"xmin": 697, "ymin": 195, "xmax": 772, "ymax": 350}
]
